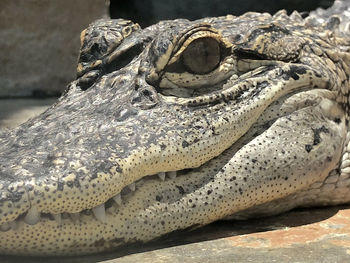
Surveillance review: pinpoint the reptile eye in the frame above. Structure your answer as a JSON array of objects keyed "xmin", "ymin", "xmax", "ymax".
[{"xmin": 182, "ymin": 38, "xmax": 220, "ymax": 74}]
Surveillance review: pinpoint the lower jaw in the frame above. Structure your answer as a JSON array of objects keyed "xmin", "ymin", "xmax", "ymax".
[
  {"xmin": 0, "ymin": 170, "xmax": 214, "ymax": 256},
  {"xmin": 0, "ymin": 137, "xmax": 241, "ymax": 256}
]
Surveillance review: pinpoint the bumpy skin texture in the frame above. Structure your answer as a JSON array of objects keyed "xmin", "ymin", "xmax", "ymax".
[{"xmin": 1, "ymin": 1, "xmax": 350, "ymax": 256}]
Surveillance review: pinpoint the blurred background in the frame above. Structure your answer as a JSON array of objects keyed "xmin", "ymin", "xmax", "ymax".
[{"xmin": 0, "ymin": 0, "xmax": 334, "ymax": 127}]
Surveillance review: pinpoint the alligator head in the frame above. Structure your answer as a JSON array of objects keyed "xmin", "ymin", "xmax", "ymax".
[{"xmin": 1, "ymin": 3, "xmax": 350, "ymax": 256}]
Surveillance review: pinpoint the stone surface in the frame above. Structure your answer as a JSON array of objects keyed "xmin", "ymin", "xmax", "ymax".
[
  {"xmin": 0, "ymin": 0, "xmax": 107, "ymax": 97},
  {"xmin": 0, "ymin": 206, "xmax": 350, "ymax": 262},
  {"xmin": 0, "ymin": 98, "xmax": 57, "ymax": 128}
]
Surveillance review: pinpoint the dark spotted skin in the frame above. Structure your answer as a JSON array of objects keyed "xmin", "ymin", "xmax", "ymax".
[{"xmin": 0, "ymin": 1, "xmax": 350, "ymax": 256}]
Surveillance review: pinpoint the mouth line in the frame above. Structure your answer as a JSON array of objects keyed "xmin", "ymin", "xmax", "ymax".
[
  {"xmin": 0, "ymin": 166, "xmax": 201, "ymax": 231},
  {"xmin": 1, "ymin": 113, "xmax": 254, "ymax": 232}
]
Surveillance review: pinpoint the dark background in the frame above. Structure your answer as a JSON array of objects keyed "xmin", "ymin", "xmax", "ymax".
[{"xmin": 110, "ymin": 0, "xmax": 335, "ymax": 27}]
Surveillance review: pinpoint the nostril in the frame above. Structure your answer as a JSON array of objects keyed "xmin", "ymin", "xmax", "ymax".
[
  {"xmin": 90, "ymin": 43, "xmax": 101, "ymax": 57},
  {"xmin": 77, "ymin": 70, "xmax": 100, "ymax": 91}
]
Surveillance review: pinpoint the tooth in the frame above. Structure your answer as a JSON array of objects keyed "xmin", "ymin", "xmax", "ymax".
[
  {"xmin": 113, "ymin": 194, "xmax": 122, "ymax": 205},
  {"xmin": 0, "ymin": 222, "xmax": 10, "ymax": 232},
  {"xmin": 128, "ymin": 183, "xmax": 136, "ymax": 191},
  {"xmin": 167, "ymin": 171, "xmax": 177, "ymax": 179},
  {"xmin": 92, "ymin": 203, "xmax": 106, "ymax": 223},
  {"xmin": 70, "ymin": 213, "xmax": 80, "ymax": 222},
  {"xmin": 136, "ymin": 178, "xmax": 144, "ymax": 187},
  {"xmin": 9, "ymin": 221, "xmax": 17, "ymax": 230},
  {"xmin": 158, "ymin": 172, "xmax": 166, "ymax": 181},
  {"xmin": 52, "ymin": 213, "xmax": 62, "ymax": 225},
  {"xmin": 24, "ymin": 206, "xmax": 40, "ymax": 225}
]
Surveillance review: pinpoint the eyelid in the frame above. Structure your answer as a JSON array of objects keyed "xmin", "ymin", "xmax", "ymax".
[
  {"xmin": 147, "ymin": 25, "xmax": 233, "ymax": 85},
  {"xmin": 168, "ymin": 31, "xmax": 230, "ymax": 66}
]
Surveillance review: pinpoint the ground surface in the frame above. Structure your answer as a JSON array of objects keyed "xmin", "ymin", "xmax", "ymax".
[{"xmin": 0, "ymin": 99, "xmax": 350, "ymax": 263}]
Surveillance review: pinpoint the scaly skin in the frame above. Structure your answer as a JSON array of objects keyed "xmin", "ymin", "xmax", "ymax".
[{"xmin": 1, "ymin": 1, "xmax": 350, "ymax": 255}]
